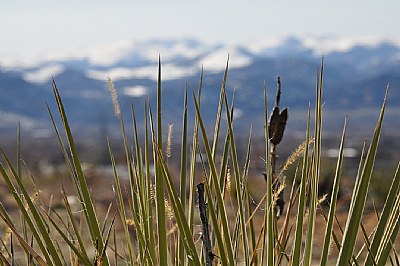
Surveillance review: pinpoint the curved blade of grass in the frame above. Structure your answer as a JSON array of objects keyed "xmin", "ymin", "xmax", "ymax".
[
  {"xmin": 153, "ymin": 140, "xmax": 201, "ymax": 266},
  {"xmin": 40, "ymin": 209, "xmax": 92, "ymax": 266},
  {"xmin": 0, "ymin": 211, "xmax": 46, "ymax": 266},
  {"xmin": 60, "ymin": 185, "xmax": 88, "ymax": 257},
  {"xmin": 222, "ymin": 87, "xmax": 250, "ymax": 265},
  {"xmin": 16, "ymin": 123, "xmax": 30, "ymax": 265},
  {"xmin": 52, "ymin": 81, "xmax": 108, "ymax": 264},
  {"xmin": 365, "ymin": 162, "xmax": 400, "ymax": 265},
  {"xmin": 0, "ymin": 202, "xmax": 29, "ymax": 260},
  {"xmin": 320, "ymin": 117, "xmax": 347, "ymax": 266},
  {"xmin": 46, "ymin": 103, "xmax": 83, "ymax": 203},
  {"xmin": 193, "ymin": 92, "xmax": 235, "ymax": 266},
  {"xmin": 245, "ymin": 126, "xmax": 257, "ymax": 265},
  {"xmin": 375, "ymin": 182, "xmax": 400, "ymax": 264},
  {"xmin": 377, "ymin": 209, "xmax": 400, "ymax": 265},
  {"xmin": 336, "ymin": 88, "xmax": 387, "ymax": 265},
  {"xmin": 188, "ymin": 68, "xmax": 203, "ymax": 233},
  {"xmin": 204, "ymin": 182, "xmax": 229, "ymax": 266},
  {"xmin": 0, "ymin": 152, "xmax": 61, "ymax": 265},
  {"xmin": 109, "ymin": 77, "xmax": 143, "ymax": 262},
  {"xmin": 107, "ymin": 140, "xmax": 136, "ymax": 265},
  {"xmin": 276, "ymin": 165, "xmax": 300, "ymax": 265}
]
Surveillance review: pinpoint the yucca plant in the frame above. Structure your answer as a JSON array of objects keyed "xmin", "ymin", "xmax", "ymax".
[{"xmin": 0, "ymin": 57, "xmax": 399, "ymax": 266}]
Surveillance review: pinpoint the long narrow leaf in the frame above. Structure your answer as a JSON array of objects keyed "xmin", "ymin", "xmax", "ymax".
[
  {"xmin": 52, "ymin": 81, "xmax": 108, "ymax": 264},
  {"xmin": 336, "ymin": 88, "xmax": 387, "ymax": 265},
  {"xmin": 320, "ymin": 117, "xmax": 347, "ymax": 266}
]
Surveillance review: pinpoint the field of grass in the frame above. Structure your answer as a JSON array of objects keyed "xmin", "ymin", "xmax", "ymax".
[{"xmin": 0, "ymin": 58, "xmax": 399, "ymax": 265}]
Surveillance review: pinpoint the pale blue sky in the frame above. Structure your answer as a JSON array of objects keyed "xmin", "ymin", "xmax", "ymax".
[{"xmin": 2, "ymin": 1, "xmax": 400, "ymax": 61}]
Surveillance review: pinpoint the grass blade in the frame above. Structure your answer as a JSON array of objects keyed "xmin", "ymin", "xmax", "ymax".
[
  {"xmin": 153, "ymin": 139, "xmax": 201, "ymax": 266},
  {"xmin": 178, "ymin": 87, "xmax": 188, "ymax": 265},
  {"xmin": 155, "ymin": 56, "xmax": 168, "ymax": 266},
  {"xmin": 193, "ymin": 92, "xmax": 235, "ymax": 265},
  {"xmin": 222, "ymin": 86, "xmax": 250, "ymax": 265},
  {"xmin": 52, "ymin": 80, "xmax": 108, "ymax": 264},
  {"xmin": 336, "ymin": 88, "xmax": 387, "ymax": 265},
  {"xmin": 292, "ymin": 104, "xmax": 311, "ymax": 265},
  {"xmin": 365, "ymin": 162, "xmax": 400, "ymax": 265},
  {"xmin": 320, "ymin": 117, "xmax": 347, "ymax": 266}
]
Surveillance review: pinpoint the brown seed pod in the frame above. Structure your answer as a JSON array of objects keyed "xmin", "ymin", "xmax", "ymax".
[{"xmin": 268, "ymin": 107, "xmax": 288, "ymax": 145}]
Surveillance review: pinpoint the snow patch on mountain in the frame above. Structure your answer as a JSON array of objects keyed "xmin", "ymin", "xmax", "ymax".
[
  {"xmin": 123, "ymin": 86, "xmax": 148, "ymax": 97},
  {"xmin": 23, "ymin": 64, "xmax": 64, "ymax": 84},
  {"xmin": 199, "ymin": 46, "xmax": 252, "ymax": 71},
  {"xmin": 87, "ymin": 64, "xmax": 198, "ymax": 81}
]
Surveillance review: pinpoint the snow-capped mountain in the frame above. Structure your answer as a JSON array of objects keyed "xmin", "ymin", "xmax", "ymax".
[{"xmin": 1, "ymin": 36, "xmax": 400, "ymax": 136}]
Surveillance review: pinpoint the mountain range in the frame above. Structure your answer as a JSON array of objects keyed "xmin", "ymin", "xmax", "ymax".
[{"xmin": 1, "ymin": 36, "xmax": 399, "ymax": 139}]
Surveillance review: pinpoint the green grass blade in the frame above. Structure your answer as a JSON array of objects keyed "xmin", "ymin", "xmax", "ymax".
[
  {"xmin": 262, "ymin": 80, "xmax": 274, "ymax": 266},
  {"xmin": 193, "ymin": 92, "xmax": 235, "ymax": 266},
  {"xmin": 153, "ymin": 140, "xmax": 201, "ymax": 266},
  {"xmin": 0, "ymin": 212, "xmax": 46, "ymax": 266},
  {"xmin": 336, "ymin": 88, "xmax": 387, "ymax": 265},
  {"xmin": 245, "ymin": 127, "xmax": 257, "ymax": 265},
  {"xmin": 155, "ymin": 56, "xmax": 168, "ymax": 266},
  {"xmin": 188, "ymin": 67, "xmax": 203, "ymax": 234},
  {"xmin": 211, "ymin": 57, "xmax": 229, "ymax": 160},
  {"xmin": 144, "ymin": 102, "xmax": 157, "ymax": 263},
  {"xmin": 375, "ymin": 181, "xmax": 400, "ymax": 264},
  {"xmin": 177, "ymin": 87, "xmax": 188, "ymax": 265},
  {"xmin": 292, "ymin": 104, "xmax": 311, "ymax": 266},
  {"xmin": 377, "ymin": 209, "xmax": 400, "ymax": 265},
  {"xmin": 304, "ymin": 64, "xmax": 324, "ymax": 266},
  {"xmin": 60, "ymin": 185, "xmax": 89, "ymax": 257},
  {"xmin": 46, "ymin": 103, "xmax": 83, "ymax": 202},
  {"xmin": 320, "ymin": 117, "xmax": 347, "ymax": 266},
  {"xmin": 222, "ymin": 87, "xmax": 250, "ymax": 265},
  {"xmin": 204, "ymin": 182, "xmax": 229, "ymax": 265},
  {"xmin": 40, "ymin": 209, "xmax": 92, "ymax": 266},
  {"xmin": 107, "ymin": 140, "xmax": 136, "ymax": 265},
  {"xmin": 0, "ymin": 166, "xmax": 51, "ymax": 264},
  {"xmin": 0, "ymin": 151, "xmax": 62, "ymax": 265},
  {"xmin": 365, "ymin": 162, "xmax": 400, "ymax": 265},
  {"xmin": 51, "ymin": 81, "xmax": 108, "ymax": 264}
]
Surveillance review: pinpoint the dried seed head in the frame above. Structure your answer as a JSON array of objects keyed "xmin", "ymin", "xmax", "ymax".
[
  {"xmin": 281, "ymin": 138, "xmax": 315, "ymax": 172},
  {"xmin": 226, "ymin": 167, "xmax": 232, "ymax": 193},
  {"xmin": 166, "ymin": 123, "xmax": 173, "ymax": 158},
  {"xmin": 107, "ymin": 77, "xmax": 121, "ymax": 118},
  {"xmin": 126, "ymin": 219, "xmax": 135, "ymax": 227},
  {"xmin": 164, "ymin": 198, "xmax": 174, "ymax": 220},
  {"xmin": 1, "ymin": 227, "xmax": 12, "ymax": 259}
]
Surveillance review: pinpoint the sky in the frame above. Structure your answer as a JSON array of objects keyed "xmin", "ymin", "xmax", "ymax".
[{"xmin": 2, "ymin": 1, "xmax": 400, "ymax": 63}]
